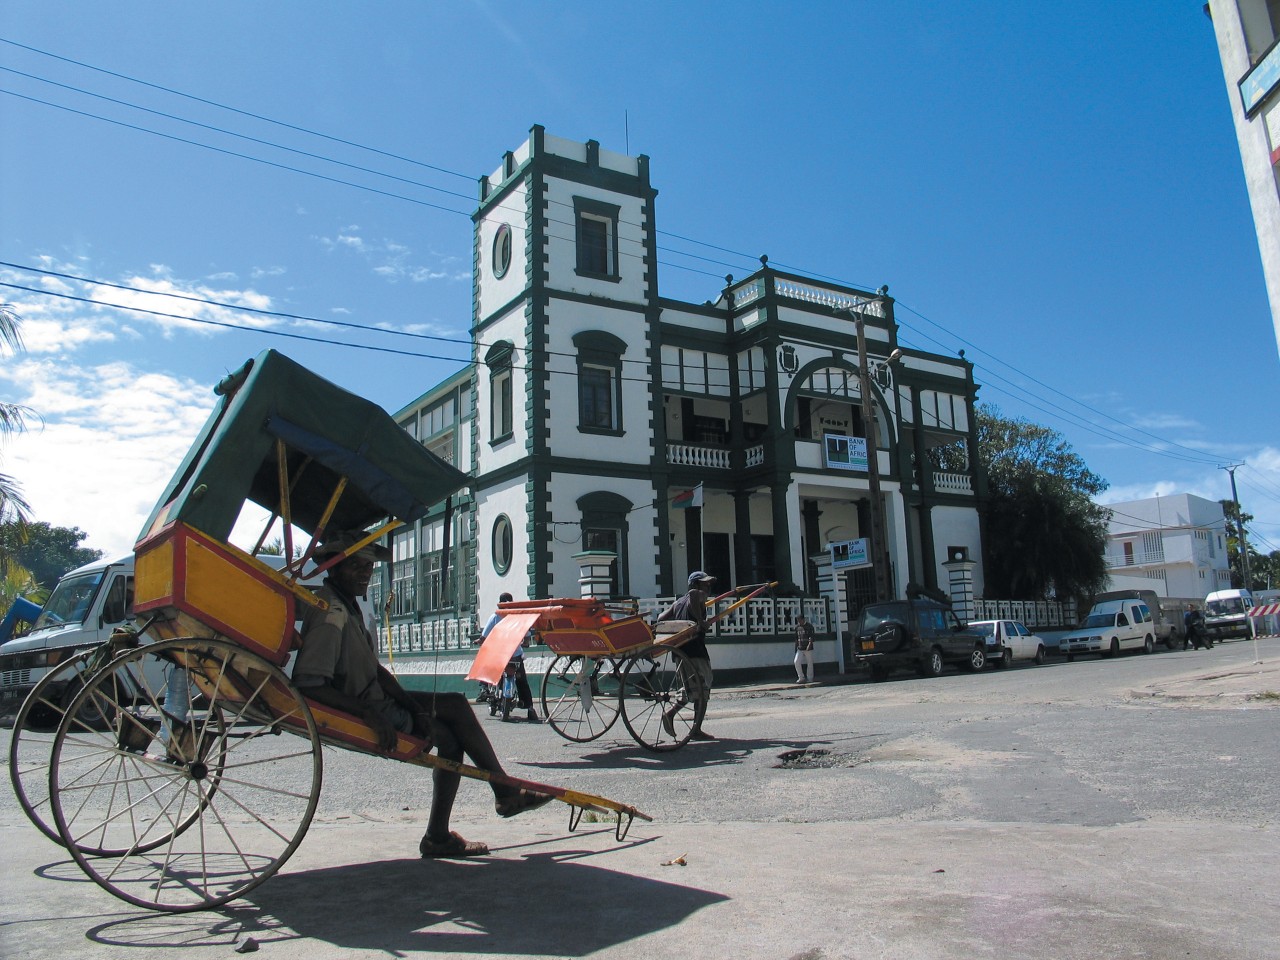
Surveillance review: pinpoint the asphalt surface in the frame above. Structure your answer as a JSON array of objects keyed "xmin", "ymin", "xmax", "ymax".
[{"xmin": 3, "ymin": 636, "xmax": 1278, "ymax": 960}]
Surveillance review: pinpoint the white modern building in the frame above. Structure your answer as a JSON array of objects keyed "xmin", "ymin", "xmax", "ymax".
[
  {"xmin": 1207, "ymin": 0, "xmax": 1280, "ymax": 359},
  {"xmin": 1101, "ymin": 493, "xmax": 1232, "ymax": 598}
]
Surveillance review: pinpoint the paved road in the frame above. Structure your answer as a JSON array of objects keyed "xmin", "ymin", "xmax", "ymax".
[{"xmin": 3, "ymin": 638, "xmax": 1278, "ymax": 959}]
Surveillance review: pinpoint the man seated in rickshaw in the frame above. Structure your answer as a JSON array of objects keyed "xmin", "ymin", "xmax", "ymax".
[{"xmin": 292, "ymin": 531, "xmax": 551, "ymax": 858}]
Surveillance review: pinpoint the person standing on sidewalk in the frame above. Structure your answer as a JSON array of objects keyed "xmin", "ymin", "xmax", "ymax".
[
  {"xmin": 794, "ymin": 613, "xmax": 815, "ymax": 683},
  {"xmin": 657, "ymin": 571, "xmax": 716, "ymax": 741}
]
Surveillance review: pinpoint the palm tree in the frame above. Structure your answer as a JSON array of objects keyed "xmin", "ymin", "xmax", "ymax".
[{"xmin": 0, "ymin": 302, "xmax": 33, "ymax": 525}]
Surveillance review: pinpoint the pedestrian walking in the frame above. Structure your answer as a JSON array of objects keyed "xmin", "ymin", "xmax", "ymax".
[
  {"xmin": 794, "ymin": 613, "xmax": 815, "ymax": 683},
  {"xmin": 656, "ymin": 571, "xmax": 716, "ymax": 741}
]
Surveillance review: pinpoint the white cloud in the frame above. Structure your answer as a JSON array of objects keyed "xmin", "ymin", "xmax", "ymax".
[
  {"xmin": 2, "ymin": 358, "xmax": 213, "ymax": 556},
  {"xmin": 316, "ymin": 228, "xmax": 466, "ymax": 284},
  {"xmin": 1, "ymin": 258, "xmax": 283, "ymax": 348}
]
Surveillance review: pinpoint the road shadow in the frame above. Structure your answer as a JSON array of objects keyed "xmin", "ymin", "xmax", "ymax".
[
  {"xmin": 85, "ymin": 833, "xmax": 728, "ymax": 955},
  {"xmin": 527, "ymin": 730, "xmax": 886, "ymax": 772}
]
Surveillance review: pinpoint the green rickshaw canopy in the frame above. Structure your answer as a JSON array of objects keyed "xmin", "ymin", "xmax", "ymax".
[{"xmin": 138, "ymin": 349, "xmax": 469, "ymax": 545}]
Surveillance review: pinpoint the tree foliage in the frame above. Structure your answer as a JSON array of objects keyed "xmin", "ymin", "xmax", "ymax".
[
  {"xmin": 0, "ymin": 521, "xmax": 103, "ymax": 593},
  {"xmin": 974, "ymin": 404, "xmax": 1111, "ymax": 601},
  {"xmin": 1220, "ymin": 499, "xmax": 1277, "ymax": 591},
  {"xmin": 0, "ymin": 303, "xmax": 34, "ymax": 525}
]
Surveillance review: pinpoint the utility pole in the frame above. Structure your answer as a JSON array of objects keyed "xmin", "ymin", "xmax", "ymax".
[
  {"xmin": 847, "ymin": 299, "xmax": 900, "ymax": 604},
  {"xmin": 1220, "ymin": 463, "xmax": 1253, "ymax": 589}
]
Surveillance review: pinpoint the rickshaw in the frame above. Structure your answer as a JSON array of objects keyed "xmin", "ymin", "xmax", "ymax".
[
  {"xmin": 8, "ymin": 349, "xmax": 649, "ymax": 913},
  {"xmin": 470, "ymin": 583, "xmax": 776, "ymax": 752}
]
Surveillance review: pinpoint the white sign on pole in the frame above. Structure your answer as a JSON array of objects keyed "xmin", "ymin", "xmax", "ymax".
[{"xmin": 831, "ymin": 538, "xmax": 871, "ymax": 570}]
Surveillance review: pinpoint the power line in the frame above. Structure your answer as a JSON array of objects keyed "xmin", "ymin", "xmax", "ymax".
[
  {"xmin": 0, "ymin": 42, "xmax": 1250, "ymax": 471},
  {"xmin": 896, "ymin": 300, "xmax": 1223, "ymax": 467}
]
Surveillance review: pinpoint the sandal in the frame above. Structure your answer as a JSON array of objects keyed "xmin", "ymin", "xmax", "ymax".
[
  {"xmin": 419, "ymin": 831, "xmax": 489, "ymax": 858},
  {"xmin": 495, "ymin": 788, "xmax": 555, "ymax": 819}
]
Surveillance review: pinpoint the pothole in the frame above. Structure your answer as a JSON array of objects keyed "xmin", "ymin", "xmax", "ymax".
[{"xmin": 774, "ymin": 748, "xmax": 865, "ymax": 769}]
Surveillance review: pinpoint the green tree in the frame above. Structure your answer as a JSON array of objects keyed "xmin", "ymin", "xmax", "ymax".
[
  {"xmin": 974, "ymin": 405, "xmax": 1111, "ymax": 602},
  {"xmin": 0, "ymin": 303, "xmax": 34, "ymax": 526},
  {"xmin": 0, "ymin": 521, "xmax": 102, "ymax": 592},
  {"xmin": 1220, "ymin": 500, "xmax": 1277, "ymax": 591},
  {"xmin": 0, "ymin": 563, "xmax": 45, "ymax": 613}
]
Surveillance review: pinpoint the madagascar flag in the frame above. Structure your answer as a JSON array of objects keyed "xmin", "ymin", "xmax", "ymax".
[{"xmin": 672, "ymin": 483, "xmax": 703, "ymax": 509}]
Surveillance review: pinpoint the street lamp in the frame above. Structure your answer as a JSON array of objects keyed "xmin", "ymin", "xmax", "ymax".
[{"xmin": 842, "ymin": 296, "xmax": 898, "ymax": 604}]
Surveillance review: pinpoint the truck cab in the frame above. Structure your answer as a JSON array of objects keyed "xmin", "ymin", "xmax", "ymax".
[{"xmin": 0, "ymin": 554, "xmax": 134, "ymax": 711}]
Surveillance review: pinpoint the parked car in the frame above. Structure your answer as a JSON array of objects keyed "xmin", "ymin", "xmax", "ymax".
[
  {"xmin": 1094, "ymin": 589, "xmax": 1193, "ymax": 650},
  {"xmin": 1059, "ymin": 597, "xmax": 1156, "ymax": 660},
  {"xmin": 967, "ymin": 619, "xmax": 1048, "ymax": 667},
  {"xmin": 853, "ymin": 598, "xmax": 988, "ymax": 681}
]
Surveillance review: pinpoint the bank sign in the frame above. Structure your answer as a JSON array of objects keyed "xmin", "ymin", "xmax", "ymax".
[
  {"xmin": 831, "ymin": 538, "xmax": 871, "ymax": 570},
  {"xmin": 824, "ymin": 433, "xmax": 868, "ymax": 471}
]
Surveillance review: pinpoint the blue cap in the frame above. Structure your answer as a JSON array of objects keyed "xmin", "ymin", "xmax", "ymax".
[{"xmin": 688, "ymin": 571, "xmax": 715, "ymax": 585}]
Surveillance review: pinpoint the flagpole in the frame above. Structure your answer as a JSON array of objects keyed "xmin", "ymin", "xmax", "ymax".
[{"xmin": 697, "ymin": 482, "xmax": 705, "ymax": 576}]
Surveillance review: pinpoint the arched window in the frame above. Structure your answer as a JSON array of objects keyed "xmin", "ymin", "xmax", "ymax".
[
  {"xmin": 572, "ymin": 330, "xmax": 626, "ymax": 436},
  {"xmin": 484, "ymin": 340, "xmax": 514, "ymax": 443}
]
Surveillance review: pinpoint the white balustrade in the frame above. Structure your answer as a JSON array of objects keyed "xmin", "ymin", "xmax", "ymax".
[
  {"xmin": 667, "ymin": 443, "xmax": 731, "ymax": 469},
  {"xmin": 933, "ymin": 472, "xmax": 973, "ymax": 494},
  {"xmin": 774, "ymin": 279, "xmax": 885, "ymax": 315},
  {"xmin": 733, "ymin": 279, "xmax": 765, "ymax": 308}
]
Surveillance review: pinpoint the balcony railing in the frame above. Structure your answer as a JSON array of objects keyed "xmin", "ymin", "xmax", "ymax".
[
  {"xmin": 668, "ymin": 443, "xmax": 730, "ymax": 469},
  {"xmin": 1104, "ymin": 550, "xmax": 1166, "ymax": 569},
  {"xmin": 667, "ymin": 443, "xmax": 766, "ymax": 469},
  {"xmin": 932, "ymin": 471, "xmax": 973, "ymax": 494}
]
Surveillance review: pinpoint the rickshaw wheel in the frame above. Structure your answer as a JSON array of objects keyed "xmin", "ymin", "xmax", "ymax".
[
  {"xmin": 620, "ymin": 648, "xmax": 699, "ymax": 752},
  {"xmin": 10, "ymin": 646, "xmax": 211, "ymax": 856},
  {"xmin": 9, "ymin": 650, "xmax": 100, "ymax": 847},
  {"xmin": 541, "ymin": 655, "xmax": 623, "ymax": 742},
  {"xmin": 49, "ymin": 637, "xmax": 323, "ymax": 912}
]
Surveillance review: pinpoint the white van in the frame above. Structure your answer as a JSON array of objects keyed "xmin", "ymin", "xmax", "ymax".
[
  {"xmin": 1059, "ymin": 597, "xmax": 1157, "ymax": 660},
  {"xmin": 0, "ymin": 550, "xmax": 333, "ymax": 716},
  {"xmin": 0, "ymin": 554, "xmax": 135, "ymax": 712},
  {"xmin": 1204, "ymin": 588, "xmax": 1254, "ymax": 640}
]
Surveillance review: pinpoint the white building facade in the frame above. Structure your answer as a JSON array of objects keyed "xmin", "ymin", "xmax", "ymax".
[
  {"xmin": 1102, "ymin": 494, "xmax": 1232, "ymax": 599},
  {"xmin": 382, "ymin": 127, "xmax": 987, "ymax": 681},
  {"xmin": 1207, "ymin": 0, "xmax": 1280, "ymax": 359}
]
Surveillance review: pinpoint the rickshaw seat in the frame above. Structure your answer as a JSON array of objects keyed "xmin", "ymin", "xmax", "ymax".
[{"xmin": 302, "ymin": 696, "xmax": 433, "ymax": 760}]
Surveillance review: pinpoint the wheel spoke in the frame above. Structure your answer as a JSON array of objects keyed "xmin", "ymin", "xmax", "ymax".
[{"xmin": 49, "ymin": 637, "xmax": 322, "ymax": 911}]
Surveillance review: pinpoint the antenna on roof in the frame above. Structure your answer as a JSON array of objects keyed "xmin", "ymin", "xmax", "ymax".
[{"xmin": 625, "ymin": 110, "xmax": 630, "ymax": 154}]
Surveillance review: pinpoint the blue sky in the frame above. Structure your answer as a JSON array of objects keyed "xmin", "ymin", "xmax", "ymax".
[{"xmin": 1, "ymin": 2, "xmax": 1278, "ymax": 562}]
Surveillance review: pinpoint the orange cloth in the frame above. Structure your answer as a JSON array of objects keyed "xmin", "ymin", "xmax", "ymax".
[{"xmin": 466, "ymin": 613, "xmax": 541, "ymax": 684}]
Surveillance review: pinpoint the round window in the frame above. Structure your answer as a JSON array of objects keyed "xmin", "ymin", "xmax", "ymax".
[
  {"xmin": 492, "ymin": 223, "xmax": 512, "ymax": 280},
  {"xmin": 492, "ymin": 514, "xmax": 513, "ymax": 574}
]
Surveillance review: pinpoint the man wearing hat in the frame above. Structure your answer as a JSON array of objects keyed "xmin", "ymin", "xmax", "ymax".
[
  {"xmin": 656, "ymin": 570, "xmax": 717, "ymax": 741},
  {"xmin": 293, "ymin": 530, "xmax": 551, "ymax": 858}
]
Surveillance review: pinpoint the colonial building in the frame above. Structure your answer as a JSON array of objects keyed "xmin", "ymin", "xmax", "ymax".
[{"xmin": 381, "ymin": 127, "xmax": 987, "ymax": 678}]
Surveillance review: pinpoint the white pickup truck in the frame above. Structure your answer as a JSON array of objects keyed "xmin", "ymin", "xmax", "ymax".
[{"xmin": 1059, "ymin": 597, "xmax": 1157, "ymax": 661}]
